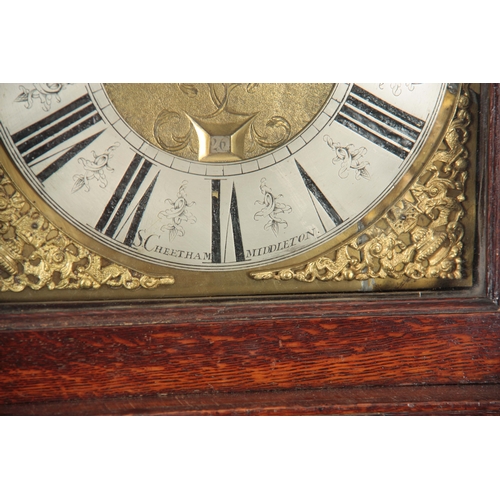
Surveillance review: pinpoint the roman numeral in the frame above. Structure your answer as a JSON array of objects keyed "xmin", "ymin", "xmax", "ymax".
[
  {"xmin": 211, "ymin": 180, "xmax": 222, "ymax": 263},
  {"xmin": 36, "ymin": 130, "xmax": 104, "ymax": 182},
  {"xmin": 226, "ymin": 183, "xmax": 245, "ymax": 262},
  {"xmin": 123, "ymin": 172, "xmax": 159, "ymax": 247},
  {"xmin": 95, "ymin": 153, "xmax": 157, "ymax": 246},
  {"xmin": 12, "ymin": 94, "xmax": 103, "ymax": 167},
  {"xmin": 211, "ymin": 180, "xmax": 245, "ymax": 264},
  {"xmin": 335, "ymin": 84, "xmax": 425, "ymax": 160},
  {"xmin": 295, "ymin": 160, "xmax": 343, "ymax": 229}
]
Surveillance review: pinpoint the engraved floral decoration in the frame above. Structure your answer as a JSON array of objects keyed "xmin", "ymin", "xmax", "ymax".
[
  {"xmin": 154, "ymin": 84, "xmax": 291, "ymax": 160},
  {"xmin": 15, "ymin": 84, "xmax": 67, "ymax": 112},
  {"xmin": 378, "ymin": 83, "xmax": 421, "ymax": 97},
  {"xmin": 254, "ymin": 178, "xmax": 292, "ymax": 237},
  {"xmin": 324, "ymin": 135, "xmax": 370, "ymax": 180},
  {"xmin": 155, "ymin": 109, "xmax": 194, "ymax": 154},
  {"xmin": 0, "ymin": 167, "xmax": 174, "ymax": 292},
  {"xmin": 251, "ymin": 84, "xmax": 472, "ymax": 283},
  {"xmin": 158, "ymin": 181, "xmax": 196, "ymax": 241},
  {"xmin": 72, "ymin": 143, "xmax": 120, "ymax": 193}
]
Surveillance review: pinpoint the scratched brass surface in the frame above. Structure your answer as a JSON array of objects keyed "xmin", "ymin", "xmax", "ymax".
[{"xmin": 104, "ymin": 84, "xmax": 334, "ymax": 161}]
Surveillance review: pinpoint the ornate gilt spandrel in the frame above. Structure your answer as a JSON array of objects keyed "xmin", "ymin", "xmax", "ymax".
[
  {"xmin": 251, "ymin": 84, "xmax": 474, "ymax": 286},
  {"xmin": 0, "ymin": 166, "xmax": 174, "ymax": 292}
]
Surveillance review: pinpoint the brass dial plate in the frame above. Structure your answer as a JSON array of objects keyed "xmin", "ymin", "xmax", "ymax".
[{"xmin": 0, "ymin": 83, "xmax": 477, "ymax": 299}]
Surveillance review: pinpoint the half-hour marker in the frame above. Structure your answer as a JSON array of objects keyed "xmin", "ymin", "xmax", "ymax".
[
  {"xmin": 12, "ymin": 94, "xmax": 103, "ymax": 166},
  {"xmin": 295, "ymin": 160, "xmax": 343, "ymax": 228},
  {"xmin": 336, "ymin": 85, "xmax": 425, "ymax": 160}
]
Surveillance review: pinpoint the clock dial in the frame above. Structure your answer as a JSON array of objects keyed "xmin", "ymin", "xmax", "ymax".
[{"xmin": 0, "ymin": 83, "xmax": 457, "ymax": 273}]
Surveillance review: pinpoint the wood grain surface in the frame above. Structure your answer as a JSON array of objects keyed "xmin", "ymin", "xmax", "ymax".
[
  {"xmin": 1, "ymin": 384, "xmax": 499, "ymax": 416},
  {"xmin": 0, "ymin": 84, "xmax": 499, "ymax": 415},
  {"xmin": 1, "ymin": 311, "xmax": 500, "ymax": 406}
]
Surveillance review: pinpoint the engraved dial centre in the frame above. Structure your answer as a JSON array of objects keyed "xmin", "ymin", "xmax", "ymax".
[{"xmin": 103, "ymin": 84, "xmax": 335, "ymax": 162}]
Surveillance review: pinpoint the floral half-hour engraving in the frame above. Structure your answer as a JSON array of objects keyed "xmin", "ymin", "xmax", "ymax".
[
  {"xmin": 158, "ymin": 181, "xmax": 196, "ymax": 241},
  {"xmin": 15, "ymin": 84, "xmax": 67, "ymax": 112},
  {"xmin": 72, "ymin": 143, "xmax": 120, "ymax": 193},
  {"xmin": 324, "ymin": 135, "xmax": 370, "ymax": 180},
  {"xmin": 378, "ymin": 83, "xmax": 421, "ymax": 97},
  {"xmin": 254, "ymin": 178, "xmax": 292, "ymax": 237}
]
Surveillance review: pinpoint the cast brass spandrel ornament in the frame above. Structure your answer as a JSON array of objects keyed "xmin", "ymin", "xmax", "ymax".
[
  {"xmin": 250, "ymin": 85, "xmax": 472, "ymax": 284},
  {"xmin": 0, "ymin": 166, "xmax": 174, "ymax": 292}
]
